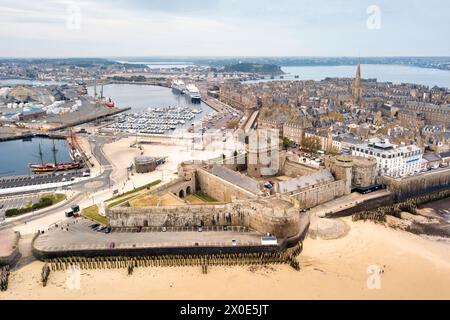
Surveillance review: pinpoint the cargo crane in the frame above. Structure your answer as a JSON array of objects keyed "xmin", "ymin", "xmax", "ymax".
[{"xmin": 94, "ymin": 78, "xmax": 115, "ymax": 109}]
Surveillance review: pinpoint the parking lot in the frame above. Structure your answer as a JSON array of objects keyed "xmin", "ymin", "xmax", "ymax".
[
  {"xmin": 0, "ymin": 194, "xmax": 41, "ymax": 220},
  {"xmin": 34, "ymin": 218, "xmax": 269, "ymax": 252},
  {"xmin": 0, "ymin": 170, "xmax": 86, "ymax": 190}
]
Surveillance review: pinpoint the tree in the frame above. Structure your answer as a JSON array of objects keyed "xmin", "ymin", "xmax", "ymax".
[
  {"xmin": 301, "ymin": 136, "xmax": 322, "ymax": 154},
  {"xmin": 326, "ymin": 146, "xmax": 341, "ymax": 156},
  {"xmin": 282, "ymin": 137, "xmax": 295, "ymax": 150}
]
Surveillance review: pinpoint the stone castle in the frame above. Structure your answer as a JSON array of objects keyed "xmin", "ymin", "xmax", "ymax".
[{"xmin": 107, "ymin": 137, "xmax": 378, "ymax": 241}]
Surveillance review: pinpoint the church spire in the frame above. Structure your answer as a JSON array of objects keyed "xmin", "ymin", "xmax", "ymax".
[
  {"xmin": 352, "ymin": 64, "xmax": 363, "ymax": 104},
  {"xmin": 355, "ymin": 63, "xmax": 361, "ymax": 86}
]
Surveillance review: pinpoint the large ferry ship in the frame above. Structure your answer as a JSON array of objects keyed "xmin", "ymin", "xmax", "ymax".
[
  {"xmin": 171, "ymin": 80, "xmax": 186, "ymax": 95},
  {"xmin": 185, "ymin": 84, "xmax": 202, "ymax": 103}
]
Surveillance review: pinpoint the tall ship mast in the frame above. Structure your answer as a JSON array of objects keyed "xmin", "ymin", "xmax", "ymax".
[
  {"xmin": 38, "ymin": 143, "xmax": 44, "ymax": 166},
  {"xmin": 52, "ymin": 140, "xmax": 58, "ymax": 166},
  {"xmin": 28, "ymin": 138, "xmax": 83, "ymax": 174}
]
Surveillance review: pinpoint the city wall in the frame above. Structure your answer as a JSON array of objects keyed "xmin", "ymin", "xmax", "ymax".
[
  {"xmin": 324, "ymin": 192, "xmax": 395, "ymax": 218},
  {"xmin": 283, "ymin": 160, "xmax": 319, "ymax": 177},
  {"xmin": 291, "ymin": 180, "xmax": 346, "ymax": 209},
  {"xmin": 108, "ymin": 197, "xmax": 304, "ymax": 239},
  {"xmin": 195, "ymin": 168, "xmax": 257, "ymax": 202},
  {"xmin": 383, "ymin": 169, "xmax": 450, "ymax": 201}
]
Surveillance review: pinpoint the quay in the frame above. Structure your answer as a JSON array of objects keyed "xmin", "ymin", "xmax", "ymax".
[
  {"xmin": 86, "ymin": 79, "xmax": 171, "ymax": 88},
  {"xmin": 0, "ymin": 133, "xmax": 67, "ymax": 143},
  {"xmin": 49, "ymin": 107, "xmax": 131, "ymax": 132},
  {"xmin": 0, "ymin": 107, "xmax": 131, "ymax": 142}
]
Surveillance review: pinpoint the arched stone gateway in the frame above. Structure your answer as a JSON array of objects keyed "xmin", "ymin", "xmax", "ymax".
[
  {"xmin": 186, "ymin": 186, "xmax": 192, "ymax": 195},
  {"xmin": 179, "ymin": 189, "xmax": 185, "ymax": 198}
]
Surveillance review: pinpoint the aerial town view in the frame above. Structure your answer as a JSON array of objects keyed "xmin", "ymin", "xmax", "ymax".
[{"xmin": 0, "ymin": 0, "xmax": 450, "ymax": 307}]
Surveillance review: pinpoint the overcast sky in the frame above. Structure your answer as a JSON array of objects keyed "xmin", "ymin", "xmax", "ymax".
[{"xmin": 0, "ymin": 0, "xmax": 448, "ymax": 58}]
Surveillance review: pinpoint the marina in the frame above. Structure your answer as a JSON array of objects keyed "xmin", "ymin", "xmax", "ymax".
[
  {"xmin": 104, "ymin": 106, "xmax": 204, "ymax": 134},
  {"xmin": 87, "ymin": 83, "xmax": 214, "ymax": 135}
]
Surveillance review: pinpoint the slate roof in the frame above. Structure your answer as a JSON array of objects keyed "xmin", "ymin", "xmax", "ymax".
[
  {"xmin": 277, "ymin": 170, "xmax": 334, "ymax": 194},
  {"xmin": 211, "ymin": 166, "xmax": 262, "ymax": 195}
]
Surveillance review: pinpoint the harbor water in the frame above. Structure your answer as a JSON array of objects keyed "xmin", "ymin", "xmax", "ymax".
[
  {"xmin": 245, "ymin": 64, "xmax": 450, "ymax": 89},
  {"xmin": 0, "ymin": 137, "xmax": 72, "ymax": 177},
  {"xmin": 87, "ymin": 84, "xmax": 213, "ymax": 114},
  {"xmin": 87, "ymin": 84, "xmax": 215, "ymax": 133}
]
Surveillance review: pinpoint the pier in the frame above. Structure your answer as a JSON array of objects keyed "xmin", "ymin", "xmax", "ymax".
[{"xmin": 49, "ymin": 107, "xmax": 131, "ymax": 132}]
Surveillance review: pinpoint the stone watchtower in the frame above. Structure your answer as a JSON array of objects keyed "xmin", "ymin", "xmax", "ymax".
[
  {"xmin": 324, "ymin": 155, "xmax": 354, "ymax": 195},
  {"xmin": 246, "ymin": 129, "xmax": 280, "ymax": 178},
  {"xmin": 325, "ymin": 155, "xmax": 378, "ymax": 195}
]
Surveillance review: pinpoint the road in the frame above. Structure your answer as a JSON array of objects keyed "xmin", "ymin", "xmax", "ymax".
[
  {"xmin": 71, "ymin": 135, "xmax": 114, "ymax": 191},
  {"xmin": 0, "ymin": 134, "xmax": 115, "ymax": 231}
]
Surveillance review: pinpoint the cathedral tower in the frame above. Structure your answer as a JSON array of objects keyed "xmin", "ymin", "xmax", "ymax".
[{"xmin": 352, "ymin": 64, "xmax": 363, "ymax": 104}]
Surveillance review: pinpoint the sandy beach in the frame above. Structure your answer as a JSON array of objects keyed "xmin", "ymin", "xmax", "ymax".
[{"xmin": 2, "ymin": 218, "xmax": 450, "ymax": 300}]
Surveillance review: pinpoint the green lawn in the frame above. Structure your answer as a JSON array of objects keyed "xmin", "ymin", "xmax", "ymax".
[
  {"xmin": 5, "ymin": 193, "xmax": 67, "ymax": 218},
  {"xmin": 195, "ymin": 192, "xmax": 217, "ymax": 203},
  {"xmin": 43, "ymin": 193, "xmax": 66, "ymax": 205},
  {"xmin": 105, "ymin": 180, "xmax": 162, "ymax": 202},
  {"xmin": 82, "ymin": 205, "xmax": 108, "ymax": 225},
  {"xmin": 107, "ymin": 196, "xmax": 135, "ymax": 209}
]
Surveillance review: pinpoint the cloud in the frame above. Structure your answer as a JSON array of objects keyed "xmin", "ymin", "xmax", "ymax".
[{"xmin": 0, "ymin": 0, "xmax": 449, "ymax": 57}]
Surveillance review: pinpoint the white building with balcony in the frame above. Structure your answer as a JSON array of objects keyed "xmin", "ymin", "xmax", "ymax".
[{"xmin": 350, "ymin": 138, "xmax": 423, "ymax": 177}]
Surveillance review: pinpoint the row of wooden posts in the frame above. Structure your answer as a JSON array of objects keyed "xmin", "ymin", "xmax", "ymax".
[
  {"xmin": 353, "ymin": 188, "xmax": 450, "ymax": 223},
  {"xmin": 41, "ymin": 243, "xmax": 303, "ymax": 287},
  {"xmin": 0, "ymin": 265, "xmax": 10, "ymax": 292}
]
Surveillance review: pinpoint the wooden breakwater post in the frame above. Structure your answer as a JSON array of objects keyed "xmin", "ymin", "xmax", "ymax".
[
  {"xmin": 0, "ymin": 265, "xmax": 10, "ymax": 292},
  {"xmin": 43, "ymin": 246, "xmax": 306, "ymax": 275},
  {"xmin": 41, "ymin": 263, "xmax": 51, "ymax": 287}
]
